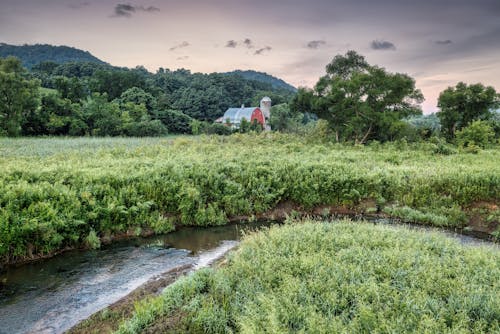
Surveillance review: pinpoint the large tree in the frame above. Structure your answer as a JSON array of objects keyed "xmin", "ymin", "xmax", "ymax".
[
  {"xmin": 0, "ymin": 57, "xmax": 40, "ymax": 136},
  {"xmin": 437, "ymin": 82, "xmax": 499, "ymax": 139},
  {"xmin": 295, "ymin": 51, "xmax": 424, "ymax": 143}
]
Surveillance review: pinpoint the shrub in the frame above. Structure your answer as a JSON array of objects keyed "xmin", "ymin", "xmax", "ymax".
[
  {"xmin": 456, "ymin": 120, "xmax": 495, "ymax": 149},
  {"xmin": 85, "ymin": 229, "xmax": 101, "ymax": 249}
]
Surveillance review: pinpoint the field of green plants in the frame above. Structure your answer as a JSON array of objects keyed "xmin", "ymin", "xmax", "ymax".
[
  {"xmin": 116, "ymin": 220, "xmax": 500, "ymax": 333},
  {"xmin": 0, "ymin": 135, "xmax": 499, "ymax": 265}
]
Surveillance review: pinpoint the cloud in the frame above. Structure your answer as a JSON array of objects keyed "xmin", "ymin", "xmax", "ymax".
[
  {"xmin": 254, "ymin": 46, "xmax": 272, "ymax": 55},
  {"xmin": 435, "ymin": 39, "xmax": 453, "ymax": 45},
  {"xmin": 307, "ymin": 40, "xmax": 326, "ymax": 49},
  {"xmin": 112, "ymin": 3, "xmax": 160, "ymax": 18},
  {"xmin": 169, "ymin": 41, "xmax": 190, "ymax": 51},
  {"xmin": 68, "ymin": 2, "xmax": 90, "ymax": 9},
  {"xmin": 225, "ymin": 40, "xmax": 238, "ymax": 48},
  {"xmin": 243, "ymin": 38, "xmax": 254, "ymax": 48},
  {"xmin": 371, "ymin": 40, "xmax": 396, "ymax": 50},
  {"xmin": 177, "ymin": 56, "xmax": 189, "ymax": 60}
]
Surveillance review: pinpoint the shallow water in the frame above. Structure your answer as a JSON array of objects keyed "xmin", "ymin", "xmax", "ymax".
[{"xmin": 0, "ymin": 222, "xmax": 268, "ymax": 334}]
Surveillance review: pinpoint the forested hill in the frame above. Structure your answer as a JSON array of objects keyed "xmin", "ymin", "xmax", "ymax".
[
  {"xmin": 0, "ymin": 43, "xmax": 107, "ymax": 68},
  {"xmin": 225, "ymin": 70, "xmax": 296, "ymax": 92},
  {"xmin": 1, "ymin": 43, "xmax": 296, "ymax": 93}
]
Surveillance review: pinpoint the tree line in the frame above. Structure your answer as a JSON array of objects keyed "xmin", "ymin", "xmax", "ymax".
[
  {"xmin": 0, "ymin": 56, "xmax": 294, "ymax": 137},
  {"xmin": 1, "ymin": 51, "xmax": 499, "ymax": 146},
  {"xmin": 281, "ymin": 51, "xmax": 499, "ymax": 147}
]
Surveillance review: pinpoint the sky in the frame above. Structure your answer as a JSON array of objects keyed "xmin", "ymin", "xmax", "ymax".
[{"xmin": 1, "ymin": 0, "xmax": 499, "ymax": 113}]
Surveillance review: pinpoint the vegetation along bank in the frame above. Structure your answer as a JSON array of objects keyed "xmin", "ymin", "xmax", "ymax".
[{"xmin": 0, "ymin": 134, "xmax": 498, "ymax": 267}]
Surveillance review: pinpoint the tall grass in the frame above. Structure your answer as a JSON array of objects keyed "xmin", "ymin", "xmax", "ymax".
[
  {"xmin": 117, "ymin": 220, "xmax": 500, "ymax": 333},
  {"xmin": 1, "ymin": 134, "xmax": 499, "ymax": 263}
]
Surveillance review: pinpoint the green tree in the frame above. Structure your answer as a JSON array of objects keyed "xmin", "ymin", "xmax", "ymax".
[
  {"xmin": 437, "ymin": 82, "xmax": 499, "ymax": 139},
  {"xmin": 0, "ymin": 57, "xmax": 40, "ymax": 136},
  {"xmin": 40, "ymin": 92, "xmax": 81, "ymax": 135},
  {"xmin": 119, "ymin": 87, "xmax": 157, "ymax": 112},
  {"xmin": 53, "ymin": 76, "xmax": 86, "ymax": 103},
  {"xmin": 152, "ymin": 109, "xmax": 193, "ymax": 133},
  {"xmin": 269, "ymin": 103, "xmax": 302, "ymax": 132},
  {"xmin": 81, "ymin": 93, "xmax": 123, "ymax": 136},
  {"xmin": 297, "ymin": 51, "xmax": 424, "ymax": 143}
]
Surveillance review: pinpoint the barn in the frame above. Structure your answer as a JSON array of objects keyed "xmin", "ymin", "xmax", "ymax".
[{"xmin": 216, "ymin": 97, "xmax": 271, "ymax": 130}]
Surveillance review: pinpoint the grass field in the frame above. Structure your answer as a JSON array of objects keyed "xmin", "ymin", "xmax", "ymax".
[
  {"xmin": 1, "ymin": 134, "xmax": 499, "ymax": 265},
  {"xmin": 116, "ymin": 220, "xmax": 500, "ymax": 333}
]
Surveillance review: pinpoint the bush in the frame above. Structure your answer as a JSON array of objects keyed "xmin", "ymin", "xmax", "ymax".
[
  {"xmin": 123, "ymin": 120, "xmax": 168, "ymax": 137},
  {"xmin": 153, "ymin": 109, "xmax": 193, "ymax": 134},
  {"xmin": 456, "ymin": 120, "xmax": 495, "ymax": 149},
  {"xmin": 85, "ymin": 229, "xmax": 101, "ymax": 249}
]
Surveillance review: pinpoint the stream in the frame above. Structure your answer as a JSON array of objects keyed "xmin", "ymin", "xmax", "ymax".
[
  {"xmin": 0, "ymin": 222, "xmax": 268, "ymax": 334},
  {"xmin": 0, "ymin": 219, "xmax": 496, "ymax": 334}
]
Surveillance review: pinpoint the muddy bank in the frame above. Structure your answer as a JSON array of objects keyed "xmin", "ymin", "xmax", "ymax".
[{"xmin": 231, "ymin": 200, "xmax": 499, "ymax": 240}]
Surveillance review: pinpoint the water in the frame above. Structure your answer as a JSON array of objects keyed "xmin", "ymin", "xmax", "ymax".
[{"xmin": 0, "ymin": 222, "xmax": 269, "ymax": 334}]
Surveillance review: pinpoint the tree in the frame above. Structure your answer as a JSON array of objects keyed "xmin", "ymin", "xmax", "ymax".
[
  {"xmin": 437, "ymin": 82, "xmax": 499, "ymax": 139},
  {"xmin": 119, "ymin": 87, "xmax": 157, "ymax": 112},
  {"xmin": 295, "ymin": 51, "xmax": 424, "ymax": 143},
  {"xmin": 0, "ymin": 57, "xmax": 40, "ymax": 136},
  {"xmin": 269, "ymin": 103, "xmax": 303, "ymax": 132},
  {"xmin": 152, "ymin": 109, "xmax": 193, "ymax": 133},
  {"xmin": 81, "ymin": 93, "xmax": 123, "ymax": 136}
]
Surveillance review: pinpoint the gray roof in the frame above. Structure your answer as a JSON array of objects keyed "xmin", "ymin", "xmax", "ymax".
[{"xmin": 223, "ymin": 107, "xmax": 258, "ymax": 124}]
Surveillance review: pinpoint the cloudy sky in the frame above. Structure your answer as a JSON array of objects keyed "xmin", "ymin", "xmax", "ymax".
[{"xmin": 1, "ymin": 0, "xmax": 499, "ymax": 113}]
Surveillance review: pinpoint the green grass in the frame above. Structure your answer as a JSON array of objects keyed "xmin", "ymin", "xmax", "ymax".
[
  {"xmin": 116, "ymin": 220, "xmax": 500, "ymax": 334},
  {"xmin": 0, "ymin": 134, "xmax": 499, "ymax": 264}
]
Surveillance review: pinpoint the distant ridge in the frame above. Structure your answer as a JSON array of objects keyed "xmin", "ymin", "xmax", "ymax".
[
  {"xmin": 0, "ymin": 43, "xmax": 297, "ymax": 92},
  {"xmin": 0, "ymin": 43, "xmax": 107, "ymax": 68},
  {"xmin": 225, "ymin": 70, "xmax": 297, "ymax": 92}
]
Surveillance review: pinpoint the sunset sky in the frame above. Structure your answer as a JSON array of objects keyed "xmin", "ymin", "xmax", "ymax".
[{"xmin": 1, "ymin": 0, "xmax": 499, "ymax": 113}]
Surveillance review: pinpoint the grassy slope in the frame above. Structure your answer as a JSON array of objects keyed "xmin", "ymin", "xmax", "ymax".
[
  {"xmin": 0, "ymin": 135, "xmax": 499, "ymax": 264},
  {"xmin": 116, "ymin": 220, "xmax": 500, "ymax": 333}
]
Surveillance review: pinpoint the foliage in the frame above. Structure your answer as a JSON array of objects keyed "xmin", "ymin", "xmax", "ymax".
[
  {"xmin": 0, "ymin": 54, "xmax": 294, "ymax": 136},
  {"xmin": 85, "ymin": 229, "xmax": 101, "ymax": 250},
  {"xmin": 437, "ymin": 82, "xmax": 499, "ymax": 139},
  {"xmin": 0, "ymin": 57, "xmax": 40, "ymax": 136},
  {"xmin": 117, "ymin": 221, "xmax": 500, "ymax": 333},
  {"xmin": 269, "ymin": 103, "xmax": 303, "ymax": 132},
  {"xmin": 0, "ymin": 135, "xmax": 498, "ymax": 264},
  {"xmin": 292, "ymin": 51, "xmax": 424, "ymax": 143},
  {"xmin": 405, "ymin": 113, "xmax": 441, "ymax": 139},
  {"xmin": 152, "ymin": 109, "xmax": 193, "ymax": 134},
  {"xmin": 226, "ymin": 70, "xmax": 297, "ymax": 92},
  {"xmin": 455, "ymin": 120, "xmax": 496, "ymax": 149},
  {"xmin": 0, "ymin": 43, "xmax": 106, "ymax": 68}
]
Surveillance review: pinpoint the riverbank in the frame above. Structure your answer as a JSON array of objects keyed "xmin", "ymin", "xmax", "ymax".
[
  {"xmin": 1, "ymin": 135, "xmax": 499, "ymax": 267},
  {"xmin": 116, "ymin": 220, "xmax": 500, "ymax": 333}
]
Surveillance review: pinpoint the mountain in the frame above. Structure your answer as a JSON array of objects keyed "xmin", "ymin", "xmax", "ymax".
[
  {"xmin": 0, "ymin": 43, "xmax": 107, "ymax": 68},
  {"xmin": 225, "ymin": 70, "xmax": 297, "ymax": 92}
]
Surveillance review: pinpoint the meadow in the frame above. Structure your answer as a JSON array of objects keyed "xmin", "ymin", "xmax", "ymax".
[
  {"xmin": 1, "ymin": 134, "xmax": 499, "ymax": 265},
  {"xmin": 116, "ymin": 220, "xmax": 500, "ymax": 333}
]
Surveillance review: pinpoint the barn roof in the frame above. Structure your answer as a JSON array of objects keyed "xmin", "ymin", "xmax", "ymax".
[{"xmin": 223, "ymin": 107, "xmax": 258, "ymax": 124}]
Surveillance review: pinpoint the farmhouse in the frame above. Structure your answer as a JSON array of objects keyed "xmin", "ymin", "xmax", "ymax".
[{"xmin": 216, "ymin": 97, "xmax": 271, "ymax": 130}]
